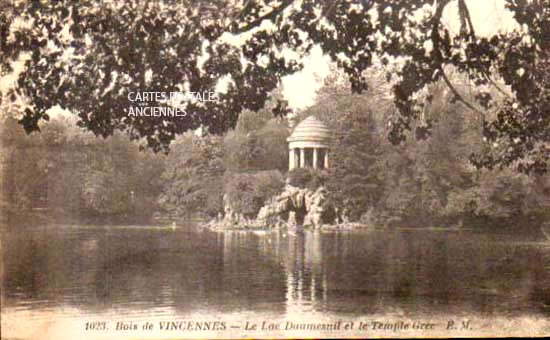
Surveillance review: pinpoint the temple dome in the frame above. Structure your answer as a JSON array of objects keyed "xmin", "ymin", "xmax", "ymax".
[{"xmin": 287, "ymin": 116, "xmax": 331, "ymax": 143}]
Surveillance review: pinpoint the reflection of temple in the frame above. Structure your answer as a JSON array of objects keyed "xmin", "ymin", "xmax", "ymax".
[
  {"xmin": 219, "ymin": 230, "xmax": 328, "ymax": 314},
  {"xmin": 287, "ymin": 116, "xmax": 331, "ymax": 170},
  {"xmin": 284, "ymin": 232, "xmax": 327, "ymax": 311}
]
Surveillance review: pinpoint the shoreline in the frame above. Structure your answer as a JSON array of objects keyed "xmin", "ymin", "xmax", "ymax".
[{"xmin": 2, "ymin": 219, "xmax": 548, "ymax": 241}]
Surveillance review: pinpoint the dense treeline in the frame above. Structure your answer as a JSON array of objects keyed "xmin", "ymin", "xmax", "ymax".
[
  {"xmin": 308, "ymin": 70, "xmax": 550, "ymax": 231},
  {"xmin": 157, "ymin": 96, "xmax": 289, "ymax": 221},
  {"xmin": 1, "ymin": 116, "xmax": 165, "ymax": 225},
  {"xmin": 0, "ymin": 95, "xmax": 290, "ymax": 225},
  {"xmin": 2, "ymin": 72, "xmax": 550, "ymax": 231}
]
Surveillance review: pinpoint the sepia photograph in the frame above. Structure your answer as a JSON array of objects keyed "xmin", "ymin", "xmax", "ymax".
[{"xmin": 1, "ymin": 0, "xmax": 549, "ymax": 338}]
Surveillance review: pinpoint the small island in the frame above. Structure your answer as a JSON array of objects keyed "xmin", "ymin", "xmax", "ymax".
[{"xmin": 207, "ymin": 115, "xmax": 340, "ymax": 232}]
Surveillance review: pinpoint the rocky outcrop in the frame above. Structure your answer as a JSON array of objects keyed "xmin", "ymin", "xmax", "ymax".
[
  {"xmin": 256, "ymin": 185, "xmax": 330, "ymax": 229},
  {"xmin": 206, "ymin": 185, "xmax": 334, "ymax": 230}
]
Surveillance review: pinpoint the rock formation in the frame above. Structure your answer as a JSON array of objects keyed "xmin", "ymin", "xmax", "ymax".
[
  {"xmin": 256, "ymin": 185, "xmax": 330, "ymax": 229},
  {"xmin": 208, "ymin": 184, "xmax": 336, "ymax": 230}
]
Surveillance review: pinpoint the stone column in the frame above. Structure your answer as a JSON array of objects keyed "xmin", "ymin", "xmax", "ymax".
[
  {"xmin": 289, "ymin": 148, "xmax": 294, "ymax": 170},
  {"xmin": 324, "ymin": 150, "xmax": 329, "ymax": 169},
  {"xmin": 312, "ymin": 148, "xmax": 318, "ymax": 169},
  {"xmin": 300, "ymin": 148, "xmax": 305, "ymax": 168}
]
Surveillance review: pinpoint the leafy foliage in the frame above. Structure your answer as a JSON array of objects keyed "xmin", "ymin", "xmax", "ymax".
[
  {"xmin": 223, "ymin": 170, "xmax": 284, "ymax": 217},
  {"xmin": 287, "ymin": 168, "xmax": 326, "ymax": 190},
  {"xmin": 158, "ymin": 133, "xmax": 225, "ymax": 219},
  {"xmin": 157, "ymin": 95, "xmax": 288, "ymax": 221},
  {"xmin": 223, "ymin": 119, "xmax": 289, "ymax": 173},
  {"xmin": 1, "ymin": 116, "xmax": 164, "ymax": 223},
  {"xmin": 326, "ymin": 112, "xmax": 384, "ymax": 222},
  {"xmin": 1, "ymin": 0, "xmax": 300, "ymax": 152},
  {"xmin": 300, "ymin": 70, "xmax": 550, "ymax": 228},
  {"xmin": 2, "ymin": 0, "xmax": 549, "ymax": 172}
]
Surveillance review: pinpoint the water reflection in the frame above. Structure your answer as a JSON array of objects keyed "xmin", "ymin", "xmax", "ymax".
[
  {"xmin": 2, "ymin": 226, "xmax": 550, "ymax": 322},
  {"xmin": 282, "ymin": 231, "xmax": 325, "ymax": 314}
]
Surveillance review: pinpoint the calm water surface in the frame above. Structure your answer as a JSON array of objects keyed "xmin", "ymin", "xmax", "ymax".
[{"xmin": 2, "ymin": 224, "xmax": 550, "ymax": 338}]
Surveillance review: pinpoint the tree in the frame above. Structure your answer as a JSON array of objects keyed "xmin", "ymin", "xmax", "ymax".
[
  {"xmin": 300, "ymin": 70, "xmax": 387, "ymax": 222},
  {"xmin": 224, "ymin": 118, "xmax": 289, "ymax": 173},
  {"xmin": 0, "ymin": 0, "xmax": 299, "ymax": 153},
  {"xmin": 1, "ymin": 0, "xmax": 549, "ymax": 172},
  {"xmin": 223, "ymin": 170, "xmax": 285, "ymax": 218},
  {"xmin": 76, "ymin": 132, "xmax": 163, "ymax": 222},
  {"xmin": 224, "ymin": 91, "xmax": 290, "ymax": 173},
  {"xmin": 326, "ymin": 113, "xmax": 384, "ymax": 222},
  {"xmin": 158, "ymin": 133, "xmax": 225, "ymax": 220},
  {"xmin": 0, "ymin": 115, "xmax": 164, "ymax": 223}
]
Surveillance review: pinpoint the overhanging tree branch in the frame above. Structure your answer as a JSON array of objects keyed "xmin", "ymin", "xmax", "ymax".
[
  {"xmin": 439, "ymin": 68, "xmax": 484, "ymax": 117},
  {"xmin": 459, "ymin": 0, "xmax": 513, "ymax": 100},
  {"xmin": 231, "ymin": 0, "xmax": 295, "ymax": 34},
  {"xmin": 432, "ymin": 0, "xmax": 484, "ymax": 118}
]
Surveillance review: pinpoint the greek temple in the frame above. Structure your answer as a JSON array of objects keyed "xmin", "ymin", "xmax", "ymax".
[{"xmin": 287, "ymin": 116, "xmax": 331, "ymax": 170}]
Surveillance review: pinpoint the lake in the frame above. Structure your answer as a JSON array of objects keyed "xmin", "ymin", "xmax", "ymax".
[{"xmin": 2, "ymin": 224, "xmax": 550, "ymax": 339}]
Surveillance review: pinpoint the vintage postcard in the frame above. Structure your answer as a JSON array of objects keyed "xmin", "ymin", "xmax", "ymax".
[{"xmin": 1, "ymin": 0, "xmax": 549, "ymax": 339}]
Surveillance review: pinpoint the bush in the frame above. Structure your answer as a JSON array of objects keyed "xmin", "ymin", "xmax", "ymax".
[
  {"xmin": 224, "ymin": 119, "xmax": 289, "ymax": 173},
  {"xmin": 224, "ymin": 170, "xmax": 285, "ymax": 217},
  {"xmin": 287, "ymin": 168, "xmax": 327, "ymax": 190}
]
